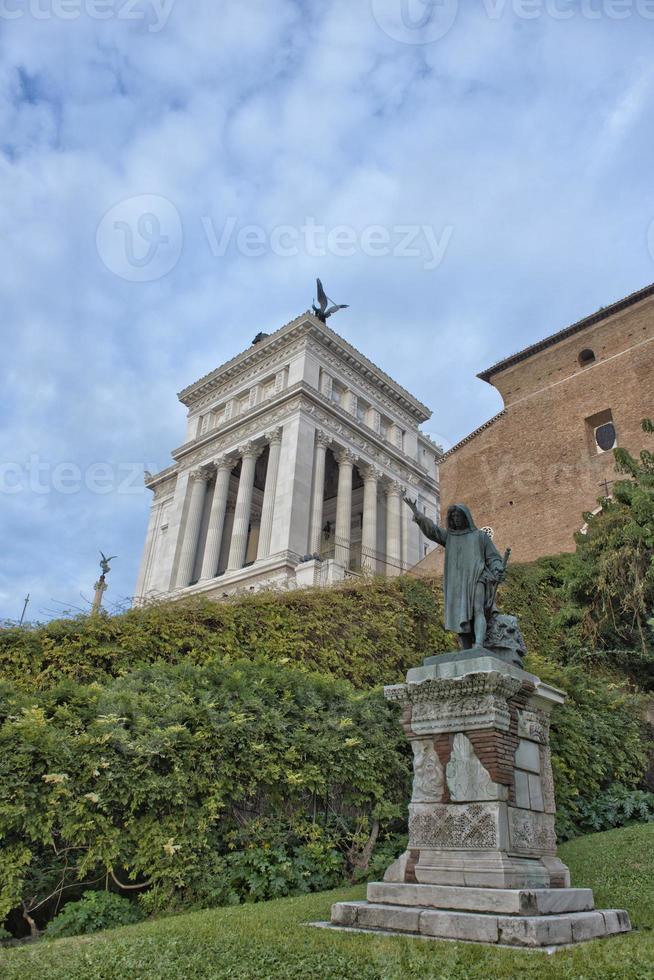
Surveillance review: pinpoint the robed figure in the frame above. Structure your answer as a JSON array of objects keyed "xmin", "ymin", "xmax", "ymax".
[{"xmin": 403, "ymin": 500, "xmax": 506, "ymax": 649}]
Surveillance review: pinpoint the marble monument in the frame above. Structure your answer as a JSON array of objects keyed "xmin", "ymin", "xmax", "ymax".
[{"xmin": 135, "ymin": 311, "xmax": 441, "ymax": 601}]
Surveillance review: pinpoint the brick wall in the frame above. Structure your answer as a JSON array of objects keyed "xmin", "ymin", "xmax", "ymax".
[{"xmin": 420, "ymin": 290, "xmax": 654, "ymax": 567}]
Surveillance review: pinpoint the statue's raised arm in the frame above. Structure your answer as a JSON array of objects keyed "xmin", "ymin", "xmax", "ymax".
[{"xmin": 402, "ymin": 495, "xmax": 447, "ymax": 547}]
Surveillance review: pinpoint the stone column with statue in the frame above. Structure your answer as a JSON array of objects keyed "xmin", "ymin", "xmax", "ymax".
[{"xmin": 328, "ymin": 501, "xmax": 631, "ymax": 948}]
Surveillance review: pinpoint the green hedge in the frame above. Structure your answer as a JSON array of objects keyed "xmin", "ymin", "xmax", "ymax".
[
  {"xmin": 0, "ymin": 659, "xmax": 409, "ymax": 925},
  {"xmin": 0, "ymin": 571, "xmax": 650, "ymax": 933},
  {"xmin": 0, "ymin": 578, "xmax": 451, "ymax": 691}
]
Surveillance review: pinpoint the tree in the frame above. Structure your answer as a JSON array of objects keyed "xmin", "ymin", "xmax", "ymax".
[{"xmin": 566, "ymin": 419, "xmax": 654, "ymax": 680}]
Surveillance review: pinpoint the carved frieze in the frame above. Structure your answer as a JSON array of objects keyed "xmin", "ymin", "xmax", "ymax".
[
  {"xmin": 386, "ymin": 673, "xmax": 523, "ymax": 737},
  {"xmin": 539, "ymin": 745, "xmax": 557, "ymax": 814},
  {"xmin": 517, "ymin": 709, "xmax": 549, "ymax": 744},
  {"xmin": 177, "ymin": 397, "xmax": 304, "ymax": 468},
  {"xmin": 509, "ymin": 808, "xmax": 557, "ymax": 855},
  {"xmin": 446, "ymin": 733, "xmax": 503, "ymax": 802},
  {"xmin": 411, "ymin": 740, "xmax": 444, "ymax": 803},
  {"xmin": 408, "ymin": 803, "xmax": 499, "ymax": 849}
]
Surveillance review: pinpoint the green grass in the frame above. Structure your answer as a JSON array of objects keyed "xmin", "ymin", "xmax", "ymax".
[{"xmin": 2, "ymin": 824, "xmax": 653, "ymax": 980}]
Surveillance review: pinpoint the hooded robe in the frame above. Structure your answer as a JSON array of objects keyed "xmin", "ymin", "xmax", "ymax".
[{"xmin": 412, "ymin": 503, "xmax": 505, "ymax": 635}]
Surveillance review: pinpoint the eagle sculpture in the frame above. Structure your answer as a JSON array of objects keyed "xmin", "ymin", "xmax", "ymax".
[{"xmin": 312, "ymin": 278, "xmax": 349, "ymax": 323}]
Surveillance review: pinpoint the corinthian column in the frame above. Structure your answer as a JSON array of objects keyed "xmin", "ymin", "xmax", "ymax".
[
  {"xmin": 385, "ymin": 481, "xmax": 403, "ymax": 578},
  {"xmin": 227, "ymin": 443, "xmax": 261, "ymax": 571},
  {"xmin": 175, "ymin": 469, "xmax": 210, "ymax": 588},
  {"xmin": 200, "ymin": 456, "xmax": 234, "ymax": 580},
  {"xmin": 308, "ymin": 430, "xmax": 330, "ymax": 555},
  {"xmin": 334, "ymin": 449, "xmax": 355, "ymax": 568},
  {"xmin": 361, "ymin": 465, "xmax": 380, "ymax": 574},
  {"xmin": 257, "ymin": 428, "xmax": 283, "ymax": 561}
]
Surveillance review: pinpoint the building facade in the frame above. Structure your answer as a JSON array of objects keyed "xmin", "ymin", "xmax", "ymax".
[
  {"xmin": 418, "ymin": 282, "xmax": 654, "ymax": 570},
  {"xmin": 135, "ymin": 313, "xmax": 441, "ymax": 601}
]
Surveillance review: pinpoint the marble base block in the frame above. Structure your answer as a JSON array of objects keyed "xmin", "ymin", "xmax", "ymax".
[
  {"xmin": 328, "ymin": 653, "xmax": 631, "ymax": 948},
  {"xmin": 329, "ymin": 898, "xmax": 630, "ymax": 947}
]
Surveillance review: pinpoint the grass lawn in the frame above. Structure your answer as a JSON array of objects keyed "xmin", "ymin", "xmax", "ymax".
[{"xmin": 2, "ymin": 823, "xmax": 653, "ymax": 980}]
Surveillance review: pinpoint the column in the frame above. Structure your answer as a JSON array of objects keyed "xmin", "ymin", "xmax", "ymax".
[
  {"xmin": 227, "ymin": 443, "xmax": 261, "ymax": 571},
  {"xmin": 361, "ymin": 465, "xmax": 380, "ymax": 574},
  {"xmin": 257, "ymin": 428, "xmax": 283, "ymax": 560},
  {"xmin": 334, "ymin": 449, "xmax": 355, "ymax": 568},
  {"xmin": 308, "ymin": 430, "xmax": 330, "ymax": 555},
  {"xmin": 385, "ymin": 481, "xmax": 403, "ymax": 578},
  {"xmin": 175, "ymin": 469, "xmax": 210, "ymax": 588},
  {"xmin": 200, "ymin": 456, "xmax": 234, "ymax": 580}
]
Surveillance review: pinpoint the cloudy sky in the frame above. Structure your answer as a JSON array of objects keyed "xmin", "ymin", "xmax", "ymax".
[{"xmin": 1, "ymin": 0, "xmax": 654, "ymax": 621}]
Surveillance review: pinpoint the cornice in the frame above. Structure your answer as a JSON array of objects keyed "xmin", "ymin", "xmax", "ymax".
[
  {"xmin": 145, "ymin": 463, "xmax": 178, "ymax": 492},
  {"xmin": 300, "ymin": 395, "xmax": 439, "ymax": 493},
  {"xmin": 177, "ymin": 312, "xmax": 432, "ymax": 423},
  {"xmin": 303, "ymin": 324, "xmax": 431, "ymax": 423},
  {"xmin": 158, "ymin": 383, "xmax": 439, "ymax": 493},
  {"xmin": 177, "ymin": 312, "xmax": 309, "ymax": 406}
]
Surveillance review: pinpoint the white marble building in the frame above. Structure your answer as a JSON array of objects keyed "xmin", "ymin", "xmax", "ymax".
[{"xmin": 135, "ymin": 312, "xmax": 441, "ymax": 601}]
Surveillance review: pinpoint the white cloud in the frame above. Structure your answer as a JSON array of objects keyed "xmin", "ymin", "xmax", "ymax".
[{"xmin": 1, "ymin": 1, "xmax": 654, "ymax": 618}]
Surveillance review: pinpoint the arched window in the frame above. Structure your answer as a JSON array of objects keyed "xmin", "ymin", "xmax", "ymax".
[{"xmin": 578, "ymin": 348, "xmax": 596, "ymax": 366}]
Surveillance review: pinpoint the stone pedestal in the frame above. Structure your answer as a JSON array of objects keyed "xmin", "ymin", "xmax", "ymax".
[{"xmin": 330, "ymin": 651, "xmax": 631, "ymax": 948}]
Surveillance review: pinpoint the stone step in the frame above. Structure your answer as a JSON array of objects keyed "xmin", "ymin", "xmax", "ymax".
[
  {"xmin": 330, "ymin": 900, "xmax": 631, "ymax": 947},
  {"xmin": 367, "ymin": 881, "xmax": 595, "ymax": 915}
]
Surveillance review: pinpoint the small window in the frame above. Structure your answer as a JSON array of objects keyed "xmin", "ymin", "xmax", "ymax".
[
  {"xmin": 578, "ymin": 348, "xmax": 595, "ymax": 367},
  {"xmin": 331, "ymin": 381, "xmax": 345, "ymax": 406},
  {"xmin": 585, "ymin": 409, "xmax": 617, "ymax": 455},
  {"xmin": 595, "ymin": 422, "xmax": 617, "ymax": 453}
]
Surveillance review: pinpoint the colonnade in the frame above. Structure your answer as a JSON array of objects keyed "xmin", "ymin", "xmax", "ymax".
[
  {"xmin": 175, "ymin": 429, "xmax": 282, "ymax": 589},
  {"xmin": 174, "ymin": 424, "xmax": 410, "ymax": 589},
  {"xmin": 308, "ymin": 430, "xmax": 406, "ymax": 576}
]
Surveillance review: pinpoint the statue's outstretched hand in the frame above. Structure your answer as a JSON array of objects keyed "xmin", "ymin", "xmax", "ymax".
[{"xmin": 403, "ymin": 495, "xmax": 418, "ymax": 514}]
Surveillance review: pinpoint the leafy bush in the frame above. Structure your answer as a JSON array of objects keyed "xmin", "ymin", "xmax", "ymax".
[
  {"xmin": 0, "ymin": 568, "xmax": 651, "ymax": 931},
  {"xmin": 45, "ymin": 891, "xmax": 143, "ymax": 938},
  {"xmin": 527, "ymin": 652, "xmax": 648, "ymax": 840},
  {"xmin": 0, "ymin": 578, "xmax": 451, "ymax": 692},
  {"xmin": 575, "ymin": 785, "xmax": 654, "ymax": 835},
  {"xmin": 0, "ymin": 659, "xmax": 409, "ymax": 928}
]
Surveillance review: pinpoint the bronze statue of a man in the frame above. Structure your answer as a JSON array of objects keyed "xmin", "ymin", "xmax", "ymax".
[{"xmin": 404, "ymin": 499, "xmax": 506, "ymax": 649}]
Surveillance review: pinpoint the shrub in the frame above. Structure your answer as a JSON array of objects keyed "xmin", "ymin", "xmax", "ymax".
[
  {"xmin": 0, "ymin": 659, "xmax": 409, "ymax": 926},
  {"xmin": 575, "ymin": 785, "xmax": 654, "ymax": 835},
  {"xmin": 45, "ymin": 891, "xmax": 143, "ymax": 938}
]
